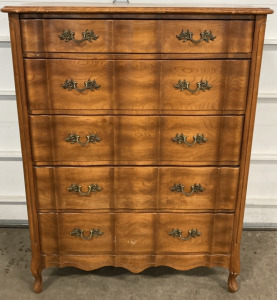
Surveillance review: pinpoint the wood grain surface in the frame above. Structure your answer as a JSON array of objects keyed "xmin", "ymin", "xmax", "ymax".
[
  {"xmin": 34, "ymin": 166, "xmax": 239, "ymax": 211},
  {"xmin": 2, "ymin": 3, "xmax": 271, "ymax": 293},
  {"xmin": 20, "ymin": 19, "xmax": 254, "ymax": 54},
  {"xmin": 29, "ymin": 115, "xmax": 244, "ymax": 165},
  {"xmin": 38, "ymin": 212, "xmax": 233, "ymax": 255},
  {"xmin": 25, "ymin": 59, "xmax": 249, "ymax": 113},
  {"xmin": 39, "ymin": 213, "xmax": 114, "ymax": 255},
  {"xmin": 157, "ymin": 213, "xmax": 233, "ymax": 253},
  {"xmin": 2, "ymin": 5, "xmax": 273, "ymax": 15},
  {"xmin": 41, "ymin": 253, "xmax": 231, "ymax": 273}
]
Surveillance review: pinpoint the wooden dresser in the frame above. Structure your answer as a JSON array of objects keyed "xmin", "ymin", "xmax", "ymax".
[{"xmin": 1, "ymin": 3, "xmax": 273, "ymax": 293}]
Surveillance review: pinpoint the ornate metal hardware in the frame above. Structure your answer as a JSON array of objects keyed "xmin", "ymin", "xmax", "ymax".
[
  {"xmin": 170, "ymin": 183, "xmax": 205, "ymax": 196},
  {"xmin": 176, "ymin": 29, "xmax": 216, "ymax": 43},
  {"xmin": 68, "ymin": 184, "xmax": 102, "ymax": 196},
  {"xmin": 168, "ymin": 228, "xmax": 201, "ymax": 241},
  {"xmin": 59, "ymin": 29, "xmax": 99, "ymax": 43},
  {"xmin": 172, "ymin": 133, "xmax": 207, "ymax": 147},
  {"xmin": 70, "ymin": 228, "xmax": 103, "ymax": 240},
  {"xmin": 62, "ymin": 79, "xmax": 101, "ymax": 92},
  {"xmin": 174, "ymin": 79, "xmax": 211, "ymax": 93},
  {"xmin": 65, "ymin": 133, "xmax": 101, "ymax": 146}
]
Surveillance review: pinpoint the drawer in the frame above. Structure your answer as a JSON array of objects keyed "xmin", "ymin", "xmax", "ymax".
[
  {"xmin": 34, "ymin": 167, "xmax": 239, "ymax": 211},
  {"xmin": 30, "ymin": 116, "xmax": 244, "ymax": 166},
  {"xmin": 25, "ymin": 59, "xmax": 250, "ymax": 114},
  {"xmin": 39, "ymin": 213, "xmax": 233, "ymax": 255},
  {"xmin": 39, "ymin": 213, "xmax": 155, "ymax": 255},
  {"xmin": 157, "ymin": 213, "xmax": 234, "ymax": 253},
  {"xmin": 39, "ymin": 213, "xmax": 114, "ymax": 255},
  {"xmin": 21, "ymin": 19, "xmax": 253, "ymax": 54}
]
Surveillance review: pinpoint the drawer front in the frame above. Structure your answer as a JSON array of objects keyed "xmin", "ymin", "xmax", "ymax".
[
  {"xmin": 163, "ymin": 20, "xmax": 253, "ymax": 54},
  {"xmin": 157, "ymin": 213, "xmax": 234, "ymax": 253},
  {"xmin": 39, "ymin": 213, "xmax": 233, "ymax": 255},
  {"xmin": 115, "ymin": 213, "xmax": 156, "ymax": 253},
  {"xmin": 35, "ymin": 167, "xmax": 239, "ymax": 211},
  {"xmin": 25, "ymin": 59, "xmax": 249, "ymax": 113},
  {"xmin": 21, "ymin": 19, "xmax": 253, "ymax": 54},
  {"xmin": 30, "ymin": 115, "xmax": 243, "ymax": 165},
  {"xmin": 39, "ymin": 213, "xmax": 114, "ymax": 255}
]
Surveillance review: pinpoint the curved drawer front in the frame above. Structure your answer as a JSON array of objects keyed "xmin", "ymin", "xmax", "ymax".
[
  {"xmin": 39, "ymin": 213, "xmax": 233, "ymax": 255},
  {"xmin": 34, "ymin": 167, "xmax": 239, "ymax": 211},
  {"xmin": 157, "ymin": 213, "xmax": 234, "ymax": 254},
  {"xmin": 39, "ymin": 213, "xmax": 114, "ymax": 255},
  {"xmin": 25, "ymin": 59, "xmax": 249, "ymax": 113},
  {"xmin": 29, "ymin": 115, "xmax": 243, "ymax": 165},
  {"xmin": 21, "ymin": 19, "xmax": 253, "ymax": 54}
]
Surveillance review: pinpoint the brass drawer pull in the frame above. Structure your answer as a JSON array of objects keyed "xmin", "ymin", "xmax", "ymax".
[
  {"xmin": 176, "ymin": 29, "xmax": 216, "ymax": 43},
  {"xmin": 168, "ymin": 228, "xmax": 201, "ymax": 241},
  {"xmin": 172, "ymin": 133, "xmax": 207, "ymax": 146},
  {"xmin": 174, "ymin": 79, "xmax": 211, "ymax": 93},
  {"xmin": 68, "ymin": 184, "xmax": 102, "ymax": 196},
  {"xmin": 170, "ymin": 183, "xmax": 205, "ymax": 196},
  {"xmin": 62, "ymin": 78, "xmax": 101, "ymax": 92},
  {"xmin": 70, "ymin": 228, "xmax": 103, "ymax": 240},
  {"xmin": 65, "ymin": 133, "xmax": 101, "ymax": 146},
  {"xmin": 59, "ymin": 29, "xmax": 99, "ymax": 43}
]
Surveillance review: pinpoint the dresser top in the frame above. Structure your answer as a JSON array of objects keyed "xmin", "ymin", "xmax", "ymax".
[{"xmin": 1, "ymin": 3, "xmax": 273, "ymax": 15}]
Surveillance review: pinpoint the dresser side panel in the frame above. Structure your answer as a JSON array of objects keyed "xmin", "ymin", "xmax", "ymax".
[
  {"xmin": 230, "ymin": 15, "xmax": 268, "ymax": 275},
  {"xmin": 7, "ymin": 13, "xmax": 42, "ymax": 272}
]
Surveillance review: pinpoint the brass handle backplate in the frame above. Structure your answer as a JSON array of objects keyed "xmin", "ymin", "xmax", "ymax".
[
  {"xmin": 176, "ymin": 29, "xmax": 216, "ymax": 43},
  {"xmin": 59, "ymin": 29, "xmax": 99, "ymax": 43},
  {"xmin": 70, "ymin": 228, "xmax": 103, "ymax": 240},
  {"xmin": 172, "ymin": 133, "xmax": 207, "ymax": 146},
  {"xmin": 174, "ymin": 79, "xmax": 211, "ymax": 93},
  {"xmin": 65, "ymin": 133, "xmax": 101, "ymax": 146},
  {"xmin": 68, "ymin": 184, "xmax": 102, "ymax": 196},
  {"xmin": 168, "ymin": 228, "xmax": 201, "ymax": 241},
  {"xmin": 170, "ymin": 183, "xmax": 205, "ymax": 196},
  {"xmin": 62, "ymin": 79, "xmax": 101, "ymax": 92}
]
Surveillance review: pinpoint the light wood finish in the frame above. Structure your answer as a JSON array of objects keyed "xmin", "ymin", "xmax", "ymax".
[
  {"xmin": 229, "ymin": 15, "xmax": 268, "ymax": 293},
  {"xmin": 157, "ymin": 213, "xmax": 234, "ymax": 253},
  {"xmin": 38, "ymin": 212, "xmax": 233, "ymax": 255},
  {"xmin": 41, "ymin": 253, "xmax": 231, "ymax": 273},
  {"xmin": 6, "ymin": 13, "xmax": 43, "ymax": 294},
  {"xmin": 2, "ymin": 3, "xmax": 272, "ymax": 293},
  {"xmin": 115, "ymin": 213, "xmax": 156, "ymax": 254},
  {"xmin": 25, "ymin": 59, "xmax": 250, "ymax": 114},
  {"xmin": 29, "ymin": 115, "xmax": 243, "ymax": 165},
  {"xmin": 163, "ymin": 20, "xmax": 253, "ymax": 54},
  {"xmin": 39, "ymin": 213, "xmax": 114, "ymax": 255},
  {"xmin": 21, "ymin": 19, "xmax": 254, "ymax": 54},
  {"xmin": 23, "ymin": 52, "xmax": 252, "ymax": 60},
  {"xmin": 158, "ymin": 167, "xmax": 239, "ymax": 211},
  {"xmin": 1, "ymin": 4, "xmax": 273, "ymax": 15},
  {"xmin": 34, "ymin": 167, "xmax": 239, "ymax": 211}
]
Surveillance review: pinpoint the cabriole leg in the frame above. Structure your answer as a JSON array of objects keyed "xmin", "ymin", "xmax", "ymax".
[
  {"xmin": 30, "ymin": 241, "xmax": 43, "ymax": 293},
  {"xmin": 228, "ymin": 272, "xmax": 239, "ymax": 293}
]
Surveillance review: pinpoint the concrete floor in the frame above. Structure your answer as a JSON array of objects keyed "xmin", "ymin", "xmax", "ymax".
[{"xmin": 0, "ymin": 228, "xmax": 276, "ymax": 300}]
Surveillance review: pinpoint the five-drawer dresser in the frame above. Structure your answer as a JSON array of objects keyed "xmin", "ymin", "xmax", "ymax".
[{"xmin": 1, "ymin": 3, "xmax": 273, "ymax": 293}]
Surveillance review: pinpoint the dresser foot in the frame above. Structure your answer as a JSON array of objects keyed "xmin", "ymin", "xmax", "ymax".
[
  {"xmin": 31, "ymin": 242, "xmax": 43, "ymax": 293},
  {"xmin": 228, "ymin": 272, "xmax": 238, "ymax": 293},
  {"xmin": 33, "ymin": 270, "xmax": 43, "ymax": 293}
]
